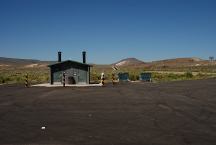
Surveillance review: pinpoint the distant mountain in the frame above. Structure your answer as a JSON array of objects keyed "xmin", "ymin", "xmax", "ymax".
[
  {"xmin": 153, "ymin": 57, "xmax": 203, "ymax": 63},
  {"xmin": 0, "ymin": 57, "xmax": 53, "ymax": 68},
  {"xmin": 0, "ymin": 57, "xmax": 40, "ymax": 65},
  {"xmin": 151, "ymin": 57, "xmax": 207, "ymax": 67},
  {"xmin": 0, "ymin": 56, "xmax": 211, "ymax": 70},
  {"xmin": 114, "ymin": 58, "xmax": 145, "ymax": 66},
  {"xmin": 111, "ymin": 57, "xmax": 209, "ymax": 68}
]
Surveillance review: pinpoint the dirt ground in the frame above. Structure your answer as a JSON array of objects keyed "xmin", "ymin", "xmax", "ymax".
[{"xmin": 0, "ymin": 79, "xmax": 216, "ymax": 145}]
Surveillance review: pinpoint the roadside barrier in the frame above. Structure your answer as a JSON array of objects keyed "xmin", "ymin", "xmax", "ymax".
[
  {"xmin": 25, "ymin": 73, "xmax": 29, "ymax": 87},
  {"xmin": 101, "ymin": 73, "xmax": 105, "ymax": 86},
  {"xmin": 112, "ymin": 73, "xmax": 115, "ymax": 85},
  {"xmin": 63, "ymin": 72, "xmax": 66, "ymax": 87}
]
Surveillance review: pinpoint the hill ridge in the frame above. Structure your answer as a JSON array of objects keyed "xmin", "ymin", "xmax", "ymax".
[{"xmin": 114, "ymin": 58, "xmax": 145, "ymax": 66}]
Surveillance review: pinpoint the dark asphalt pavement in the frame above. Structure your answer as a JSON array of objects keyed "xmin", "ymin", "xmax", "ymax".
[{"xmin": 0, "ymin": 79, "xmax": 216, "ymax": 145}]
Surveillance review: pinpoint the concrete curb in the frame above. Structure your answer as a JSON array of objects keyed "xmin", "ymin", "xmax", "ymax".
[{"xmin": 32, "ymin": 83, "xmax": 103, "ymax": 87}]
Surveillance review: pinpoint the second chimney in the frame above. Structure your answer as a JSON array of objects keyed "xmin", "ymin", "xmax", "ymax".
[
  {"xmin": 58, "ymin": 51, "xmax": 62, "ymax": 62},
  {"xmin": 82, "ymin": 51, "xmax": 86, "ymax": 63}
]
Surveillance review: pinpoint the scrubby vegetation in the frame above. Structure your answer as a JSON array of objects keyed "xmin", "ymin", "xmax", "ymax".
[
  {"xmin": 0, "ymin": 69, "xmax": 49, "ymax": 84},
  {"xmin": 0, "ymin": 66, "xmax": 216, "ymax": 85},
  {"xmin": 90, "ymin": 66, "xmax": 216, "ymax": 83}
]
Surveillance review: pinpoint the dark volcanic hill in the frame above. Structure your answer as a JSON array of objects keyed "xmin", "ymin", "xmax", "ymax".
[{"xmin": 113, "ymin": 58, "xmax": 145, "ymax": 66}]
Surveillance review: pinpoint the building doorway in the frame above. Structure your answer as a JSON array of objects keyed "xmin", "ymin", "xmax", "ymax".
[{"xmin": 67, "ymin": 76, "xmax": 76, "ymax": 84}]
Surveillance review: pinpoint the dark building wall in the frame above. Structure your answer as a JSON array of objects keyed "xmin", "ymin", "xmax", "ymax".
[{"xmin": 50, "ymin": 61, "xmax": 90, "ymax": 84}]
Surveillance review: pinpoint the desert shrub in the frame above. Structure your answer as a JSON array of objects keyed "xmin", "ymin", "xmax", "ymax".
[
  {"xmin": 90, "ymin": 71, "xmax": 101, "ymax": 83},
  {"xmin": 152, "ymin": 72, "xmax": 187, "ymax": 82},
  {"xmin": 90, "ymin": 71, "xmax": 100, "ymax": 81},
  {"xmin": 185, "ymin": 71, "xmax": 193, "ymax": 78},
  {"xmin": 129, "ymin": 74, "xmax": 136, "ymax": 81},
  {"xmin": 3, "ymin": 76, "xmax": 12, "ymax": 83},
  {"xmin": 128, "ymin": 72, "xmax": 139, "ymax": 81},
  {"xmin": 0, "ymin": 76, "xmax": 4, "ymax": 83},
  {"xmin": 15, "ymin": 76, "xmax": 24, "ymax": 83},
  {"xmin": 196, "ymin": 73, "xmax": 205, "ymax": 78},
  {"xmin": 167, "ymin": 73, "xmax": 179, "ymax": 80},
  {"xmin": 105, "ymin": 73, "xmax": 112, "ymax": 80},
  {"xmin": 152, "ymin": 73, "xmax": 164, "ymax": 81},
  {"xmin": 136, "ymin": 75, "xmax": 140, "ymax": 80},
  {"xmin": 27, "ymin": 72, "xmax": 49, "ymax": 84}
]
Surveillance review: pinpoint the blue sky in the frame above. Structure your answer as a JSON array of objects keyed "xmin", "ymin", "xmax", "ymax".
[{"xmin": 0, "ymin": 0, "xmax": 215, "ymax": 64}]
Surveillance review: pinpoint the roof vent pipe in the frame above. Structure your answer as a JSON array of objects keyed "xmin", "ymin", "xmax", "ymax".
[
  {"xmin": 58, "ymin": 51, "xmax": 62, "ymax": 62},
  {"xmin": 82, "ymin": 51, "xmax": 86, "ymax": 63}
]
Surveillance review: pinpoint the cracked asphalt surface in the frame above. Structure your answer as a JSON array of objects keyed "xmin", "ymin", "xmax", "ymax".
[{"xmin": 0, "ymin": 79, "xmax": 216, "ymax": 145}]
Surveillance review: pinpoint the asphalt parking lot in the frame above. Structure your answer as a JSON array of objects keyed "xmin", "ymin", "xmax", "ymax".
[{"xmin": 0, "ymin": 79, "xmax": 216, "ymax": 145}]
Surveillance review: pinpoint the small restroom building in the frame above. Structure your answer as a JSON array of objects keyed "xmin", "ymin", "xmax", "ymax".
[{"xmin": 48, "ymin": 51, "xmax": 92, "ymax": 85}]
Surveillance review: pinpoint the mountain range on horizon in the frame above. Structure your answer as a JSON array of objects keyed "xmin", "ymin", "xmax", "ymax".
[{"xmin": 0, "ymin": 56, "xmax": 213, "ymax": 69}]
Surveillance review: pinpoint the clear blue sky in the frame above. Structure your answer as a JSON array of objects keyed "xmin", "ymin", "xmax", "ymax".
[{"xmin": 0, "ymin": 0, "xmax": 215, "ymax": 64}]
